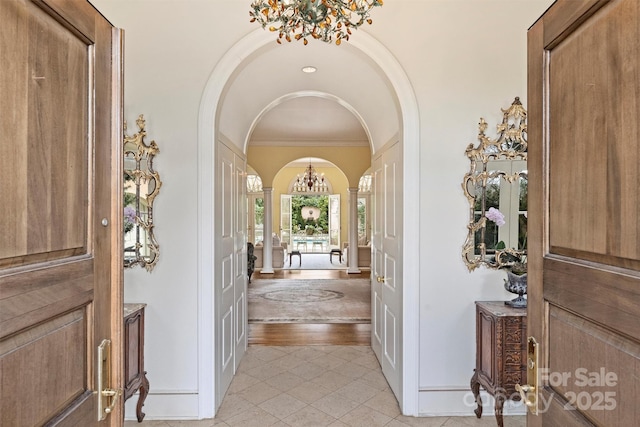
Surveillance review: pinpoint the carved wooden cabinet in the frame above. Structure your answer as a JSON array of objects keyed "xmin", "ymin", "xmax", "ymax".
[
  {"xmin": 470, "ymin": 301, "xmax": 526, "ymax": 427},
  {"xmin": 124, "ymin": 303, "xmax": 149, "ymax": 422}
]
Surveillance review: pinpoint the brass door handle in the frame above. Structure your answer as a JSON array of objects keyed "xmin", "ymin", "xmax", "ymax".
[
  {"xmin": 518, "ymin": 337, "xmax": 539, "ymax": 415},
  {"xmin": 515, "ymin": 383, "xmax": 536, "ymax": 408},
  {"xmin": 97, "ymin": 339, "xmax": 122, "ymax": 420},
  {"xmin": 102, "ymin": 388, "xmax": 122, "ymax": 414},
  {"xmin": 376, "ymin": 276, "xmax": 385, "ymax": 283}
]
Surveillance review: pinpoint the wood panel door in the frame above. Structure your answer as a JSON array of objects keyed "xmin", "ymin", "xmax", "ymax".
[
  {"xmin": 528, "ymin": 0, "xmax": 640, "ymax": 425},
  {"xmin": 0, "ymin": 0, "xmax": 123, "ymax": 425},
  {"xmin": 371, "ymin": 141, "xmax": 402, "ymax": 401}
]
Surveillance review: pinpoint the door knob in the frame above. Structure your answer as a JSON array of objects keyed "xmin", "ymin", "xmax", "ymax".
[{"xmin": 376, "ymin": 276, "xmax": 385, "ymax": 283}]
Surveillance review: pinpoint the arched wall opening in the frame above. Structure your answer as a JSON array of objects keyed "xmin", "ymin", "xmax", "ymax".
[{"xmin": 197, "ymin": 28, "xmax": 421, "ymax": 417}]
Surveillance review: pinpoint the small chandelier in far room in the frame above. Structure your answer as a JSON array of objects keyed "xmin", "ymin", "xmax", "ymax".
[
  {"xmin": 249, "ymin": 0, "xmax": 384, "ymax": 45},
  {"xmin": 294, "ymin": 160, "xmax": 327, "ymax": 192}
]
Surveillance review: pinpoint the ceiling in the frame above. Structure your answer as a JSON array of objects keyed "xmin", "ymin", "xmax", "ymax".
[{"xmin": 217, "ymin": 32, "xmax": 400, "ymax": 152}]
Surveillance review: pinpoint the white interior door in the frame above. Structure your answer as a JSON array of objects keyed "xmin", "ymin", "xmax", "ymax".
[
  {"xmin": 280, "ymin": 194, "xmax": 292, "ymax": 246},
  {"xmin": 234, "ymin": 157, "xmax": 247, "ymax": 372},
  {"xmin": 215, "ymin": 143, "xmax": 246, "ymax": 409},
  {"xmin": 329, "ymin": 194, "xmax": 341, "ymax": 247},
  {"xmin": 371, "ymin": 142, "xmax": 402, "ymax": 400}
]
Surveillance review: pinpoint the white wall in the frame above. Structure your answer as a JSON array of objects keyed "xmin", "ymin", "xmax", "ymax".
[{"xmin": 91, "ymin": 0, "xmax": 552, "ymax": 419}]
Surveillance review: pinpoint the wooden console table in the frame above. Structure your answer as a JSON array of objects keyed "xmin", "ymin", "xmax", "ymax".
[
  {"xmin": 124, "ymin": 303, "xmax": 150, "ymax": 422},
  {"xmin": 470, "ymin": 301, "xmax": 526, "ymax": 427}
]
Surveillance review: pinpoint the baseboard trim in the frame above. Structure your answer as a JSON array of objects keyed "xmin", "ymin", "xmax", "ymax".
[
  {"xmin": 418, "ymin": 388, "xmax": 526, "ymax": 417},
  {"xmin": 124, "ymin": 392, "xmax": 200, "ymax": 421}
]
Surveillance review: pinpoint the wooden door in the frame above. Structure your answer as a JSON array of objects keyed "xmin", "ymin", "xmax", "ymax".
[
  {"xmin": 371, "ymin": 141, "xmax": 402, "ymax": 401},
  {"xmin": 0, "ymin": 0, "xmax": 123, "ymax": 425},
  {"xmin": 528, "ymin": 0, "xmax": 640, "ymax": 425}
]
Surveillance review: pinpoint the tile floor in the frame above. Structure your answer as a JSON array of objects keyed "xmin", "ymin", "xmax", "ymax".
[{"xmin": 125, "ymin": 345, "xmax": 525, "ymax": 427}]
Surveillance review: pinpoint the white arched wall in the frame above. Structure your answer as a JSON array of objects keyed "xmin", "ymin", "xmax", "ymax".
[
  {"xmin": 197, "ymin": 28, "xmax": 420, "ymax": 417},
  {"xmin": 244, "ymin": 90, "xmax": 373, "ymax": 154}
]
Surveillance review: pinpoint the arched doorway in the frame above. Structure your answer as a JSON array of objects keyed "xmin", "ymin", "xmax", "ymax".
[{"xmin": 197, "ymin": 29, "xmax": 420, "ymax": 416}]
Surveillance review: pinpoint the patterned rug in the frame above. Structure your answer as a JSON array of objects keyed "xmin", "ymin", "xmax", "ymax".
[{"xmin": 248, "ymin": 278, "xmax": 371, "ymax": 323}]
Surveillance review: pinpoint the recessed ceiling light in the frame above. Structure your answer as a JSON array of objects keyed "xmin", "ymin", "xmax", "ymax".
[{"xmin": 301, "ymin": 66, "xmax": 317, "ymax": 74}]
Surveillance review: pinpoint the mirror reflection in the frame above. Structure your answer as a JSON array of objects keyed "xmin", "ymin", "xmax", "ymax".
[
  {"xmin": 462, "ymin": 98, "xmax": 527, "ymax": 271},
  {"xmin": 124, "ymin": 115, "xmax": 162, "ymax": 271}
]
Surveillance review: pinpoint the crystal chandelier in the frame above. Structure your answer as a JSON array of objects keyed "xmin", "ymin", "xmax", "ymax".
[
  {"xmin": 294, "ymin": 160, "xmax": 327, "ymax": 192},
  {"xmin": 249, "ymin": 0, "xmax": 384, "ymax": 45}
]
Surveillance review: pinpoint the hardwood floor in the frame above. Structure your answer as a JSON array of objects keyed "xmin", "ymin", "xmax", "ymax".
[
  {"xmin": 251, "ymin": 269, "xmax": 370, "ymax": 280},
  {"xmin": 249, "ymin": 269, "xmax": 371, "ymax": 346},
  {"xmin": 249, "ymin": 323, "xmax": 371, "ymax": 345}
]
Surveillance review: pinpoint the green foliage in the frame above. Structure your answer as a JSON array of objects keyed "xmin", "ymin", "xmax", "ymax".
[
  {"xmin": 124, "ymin": 172, "xmax": 136, "ymax": 207},
  {"xmin": 254, "ymin": 197, "xmax": 264, "ymax": 224},
  {"xmin": 291, "ymin": 195, "xmax": 329, "ymax": 233}
]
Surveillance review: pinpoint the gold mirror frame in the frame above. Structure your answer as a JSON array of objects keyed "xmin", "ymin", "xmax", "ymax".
[
  {"xmin": 462, "ymin": 98, "xmax": 527, "ymax": 271},
  {"xmin": 124, "ymin": 115, "xmax": 162, "ymax": 271}
]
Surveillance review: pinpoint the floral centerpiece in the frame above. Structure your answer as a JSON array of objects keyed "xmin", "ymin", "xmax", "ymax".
[{"xmin": 486, "ymin": 207, "xmax": 527, "ymax": 308}]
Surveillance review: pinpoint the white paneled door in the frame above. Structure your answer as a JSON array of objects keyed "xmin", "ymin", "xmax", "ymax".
[
  {"xmin": 371, "ymin": 141, "xmax": 402, "ymax": 400},
  {"xmin": 280, "ymin": 195, "xmax": 292, "ymax": 246},
  {"xmin": 215, "ymin": 143, "xmax": 247, "ymax": 409}
]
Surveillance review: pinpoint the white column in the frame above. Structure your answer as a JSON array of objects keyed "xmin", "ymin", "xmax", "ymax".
[
  {"xmin": 347, "ymin": 187, "xmax": 361, "ymax": 274},
  {"xmin": 261, "ymin": 187, "xmax": 274, "ymax": 274}
]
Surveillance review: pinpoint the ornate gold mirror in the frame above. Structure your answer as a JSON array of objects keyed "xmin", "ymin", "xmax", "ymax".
[
  {"xmin": 124, "ymin": 115, "xmax": 161, "ymax": 271},
  {"xmin": 462, "ymin": 98, "xmax": 527, "ymax": 271}
]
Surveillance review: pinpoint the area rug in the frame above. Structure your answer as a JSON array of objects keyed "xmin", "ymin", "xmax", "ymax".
[
  {"xmin": 283, "ymin": 252, "xmax": 346, "ymax": 270},
  {"xmin": 248, "ymin": 279, "xmax": 371, "ymax": 323}
]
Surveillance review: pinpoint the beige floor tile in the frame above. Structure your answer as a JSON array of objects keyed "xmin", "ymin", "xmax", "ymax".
[
  {"xmin": 311, "ymin": 391, "xmax": 360, "ymax": 418},
  {"xmin": 265, "ymin": 371, "xmax": 306, "ymax": 392},
  {"xmin": 237, "ymin": 381, "xmax": 283, "ymax": 405},
  {"xmin": 288, "ymin": 360, "xmax": 327, "ymax": 380},
  {"xmin": 350, "ymin": 352, "xmax": 382, "ymax": 370},
  {"xmin": 363, "ymin": 390, "xmax": 402, "ymax": 418},
  {"xmin": 226, "ymin": 372, "xmax": 261, "ymax": 394},
  {"xmin": 137, "ymin": 345, "xmax": 527, "ymax": 427},
  {"xmin": 214, "ymin": 394, "xmax": 255, "ymax": 421},
  {"xmin": 287, "ymin": 381, "xmax": 334, "ymax": 404},
  {"xmin": 359, "ymin": 370, "xmax": 391, "ymax": 391},
  {"xmin": 443, "ymin": 415, "xmax": 506, "ymax": 426},
  {"xmin": 124, "ymin": 421, "xmax": 170, "ymax": 427},
  {"xmin": 250, "ymin": 346, "xmax": 288, "ymax": 362},
  {"xmin": 338, "ymin": 405, "xmax": 393, "ymax": 427},
  {"xmin": 289, "ymin": 346, "xmax": 327, "ymax": 361},
  {"xmin": 258, "ymin": 393, "xmax": 307, "ymax": 419},
  {"xmin": 331, "ymin": 346, "xmax": 370, "ymax": 362},
  {"xmin": 245, "ymin": 360, "xmax": 290, "ymax": 381},
  {"xmin": 309, "ymin": 353, "xmax": 349, "ymax": 370},
  {"xmin": 269, "ymin": 353, "xmax": 307, "ymax": 370},
  {"xmin": 393, "ymin": 415, "xmax": 450, "ymax": 426},
  {"xmin": 334, "ymin": 378, "xmax": 381, "ymax": 404},
  {"xmin": 224, "ymin": 405, "xmax": 280, "ymax": 426},
  {"xmin": 282, "ymin": 405, "xmax": 338, "ymax": 427},
  {"xmin": 330, "ymin": 361, "xmax": 371, "ymax": 380},
  {"xmin": 310, "ymin": 370, "xmax": 355, "ymax": 392},
  {"xmin": 165, "ymin": 421, "xmax": 220, "ymax": 427}
]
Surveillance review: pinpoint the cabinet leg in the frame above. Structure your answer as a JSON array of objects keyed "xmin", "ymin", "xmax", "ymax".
[
  {"xmin": 136, "ymin": 372, "xmax": 149, "ymax": 422},
  {"xmin": 470, "ymin": 370, "xmax": 482, "ymax": 418},
  {"xmin": 494, "ymin": 392, "xmax": 505, "ymax": 427}
]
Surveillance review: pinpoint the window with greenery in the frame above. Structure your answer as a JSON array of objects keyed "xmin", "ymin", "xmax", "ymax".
[{"xmin": 291, "ymin": 195, "xmax": 329, "ymax": 235}]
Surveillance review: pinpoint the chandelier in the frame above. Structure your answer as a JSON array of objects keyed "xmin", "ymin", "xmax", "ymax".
[
  {"xmin": 294, "ymin": 160, "xmax": 327, "ymax": 192},
  {"xmin": 249, "ymin": 0, "xmax": 384, "ymax": 45}
]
